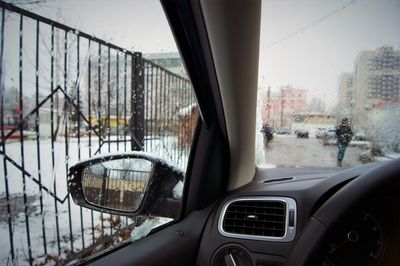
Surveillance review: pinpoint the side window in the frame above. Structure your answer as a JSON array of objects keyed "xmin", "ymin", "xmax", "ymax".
[{"xmin": 0, "ymin": 1, "xmax": 197, "ymax": 264}]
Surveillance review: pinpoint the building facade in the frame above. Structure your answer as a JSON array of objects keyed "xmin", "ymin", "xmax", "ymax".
[
  {"xmin": 337, "ymin": 72, "xmax": 354, "ymax": 112},
  {"xmin": 353, "ymin": 46, "xmax": 400, "ymax": 124},
  {"xmin": 263, "ymin": 85, "xmax": 308, "ymax": 128},
  {"xmin": 144, "ymin": 52, "xmax": 186, "ymax": 77}
]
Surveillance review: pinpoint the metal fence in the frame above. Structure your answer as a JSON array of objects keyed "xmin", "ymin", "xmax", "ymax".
[{"xmin": 0, "ymin": 2, "xmax": 197, "ymax": 265}]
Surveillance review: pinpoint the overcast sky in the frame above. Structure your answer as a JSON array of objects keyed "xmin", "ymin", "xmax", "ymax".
[
  {"xmin": 4, "ymin": 0, "xmax": 400, "ymax": 107},
  {"xmin": 259, "ymin": 0, "xmax": 400, "ymax": 103},
  {"xmin": 28, "ymin": 0, "xmax": 178, "ymax": 53}
]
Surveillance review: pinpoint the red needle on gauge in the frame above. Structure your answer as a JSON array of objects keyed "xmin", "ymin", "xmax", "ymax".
[
  {"xmin": 331, "ymin": 230, "xmax": 359, "ymax": 254},
  {"xmin": 331, "ymin": 239, "xmax": 349, "ymax": 253}
]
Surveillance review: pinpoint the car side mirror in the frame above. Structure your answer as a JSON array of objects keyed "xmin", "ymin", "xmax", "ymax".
[{"xmin": 67, "ymin": 152, "xmax": 184, "ymax": 219}]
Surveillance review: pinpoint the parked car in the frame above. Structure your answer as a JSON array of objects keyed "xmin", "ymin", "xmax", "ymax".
[
  {"xmin": 275, "ymin": 127, "xmax": 291, "ymax": 135},
  {"xmin": 315, "ymin": 127, "xmax": 326, "ymax": 139},
  {"xmin": 296, "ymin": 129, "xmax": 309, "ymax": 138},
  {"xmin": 322, "ymin": 128, "xmax": 337, "ymax": 144},
  {"xmin": 354, "ymin": 132, "xmax": 368, "ymax": 141}
]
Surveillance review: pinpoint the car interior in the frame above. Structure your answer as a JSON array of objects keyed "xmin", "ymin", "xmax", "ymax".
[
  {"xmin": 3, "ymin": 0, "xmax": 400, "ymax": 266},
  {"xmin": 61, "ymin": 0, "xmax": 400, "ymax": 265}
]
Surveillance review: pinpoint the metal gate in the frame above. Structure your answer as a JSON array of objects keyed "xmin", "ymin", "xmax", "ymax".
[{"xmin": 0, "ymin": 2, "xmax": 196, "ymax": 265}]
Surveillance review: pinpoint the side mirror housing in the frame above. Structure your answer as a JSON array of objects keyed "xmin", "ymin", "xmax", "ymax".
[{"xmin": 67, "ymin": 152, "xmax": 184, "ymax": 219}]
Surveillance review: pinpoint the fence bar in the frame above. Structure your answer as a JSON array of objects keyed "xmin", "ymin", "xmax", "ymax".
[
  {"xmin": 144, "ymin": 63, "xmax": 149, "ymax": 147},
  {"xmin": 124, "ymin": 54, "xmax": 127, "ymax": 151},
  {"xmin": 177, "ymin": 78, "xmax": 182, "ymax": 165},
  {"xmin": 35, "ymin": 19, "xmax": 48, "ymax": 257},
  {"xmin": 129, "ymin": 56, "xmax": 137, "ymax": 151},
  {"xmin": 158, "ymin": 68, "xmax": 162, "ymax": 140},
  {"xmin": 87, "ymin": 41, "xmax": 92, "ymax": 157},
  {"xmin": 108, "ymin": 44, "xmax": 113, "ymax": 234},
  {"xmin": 159, "ymin": 68, "xmax": 163, "ymax": 135},
  {"xmin": 124, "ymin": 54, "xmax": 128, "ymax": 151},
  {"xmin": 162, "ymin": 70, "xmax": 167, "ymax": 145},
  {"xmin": 149, "ymin": 65, "xmax": 154, "ymax": 151},
  {"xmin": 170, "ymin": 76, "xmax": 176, "ymax": 161},
  {"xmin": 64, "ymin": 30, "xmax": 74, "ymax": 253},
  {"xmin": 116, "ymin": 53, "xmax": 120, "ymax": 151},
  {"xmin": 19, "ymin": 14, "xmax": 33, "ymax": 265},
  {"xmin": 50, "ymin": 25, "xmax": 61, "ymax": 255},
  {"xmin": 98, "ymin": 43, "xmax": 101, "ymax": 154},
  {"xmin": 177, "ymin": 76, "xmax": 181, "ymax": 163},
  {"xmin": 0, "ymin": 7, "xmax": 15, "ymax": 262},
  {"xmin": 130, "ymin": 53, "xmax": 144, "ymax": 151},
  {"xmin": 124, "ymin": 55, "xmax": 128, "ymax": 226},
  {"xmin": 98, "ymin": 44, "xmax": 104, "ymax": 238},
  {"xmin": 124, "ymin": 54, "xmax": 132, "ymax": 229},
  {"xmin": 77, "ymin": 37, "xmax": 81, "ymax": 159},
  {"xmin": 155, "ymin": 67, "xmax": 159, "ymax": 138},
  {"xmin": 167, "ymin": 74, "xmax": 172, "ymax": 161},
  {"xmin": 77, "ymin": 36, "xmax": 86, "ymax": 249},
  {"xmin": 88, "ymin": 39, "xmax": 95, "ymax": 245},
  {"xmin": 107, "ymin": 47, "xmax": 111, "ymax": 153}
]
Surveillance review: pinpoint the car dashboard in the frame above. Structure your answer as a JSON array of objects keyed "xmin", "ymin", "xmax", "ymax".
[{"xmin": 195, "ymin": 164, "xmax": 400, "ymax": 266}]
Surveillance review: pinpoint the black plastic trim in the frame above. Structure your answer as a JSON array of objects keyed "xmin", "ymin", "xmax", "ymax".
[
  {"xmin": 84, "ymin": 204, "xmax": 215, "ymax": 266},
  {"xmin": 161, "ymin": 0, "xmax": 230, "ymax": 214}
]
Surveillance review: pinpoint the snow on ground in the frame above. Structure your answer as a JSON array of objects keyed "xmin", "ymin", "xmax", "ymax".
[
  {"xmin": 0, "ymin": 135, "xmax": 187, "ymax": 265},
  {"xmin": 322, "ymin": 138, "xmax": 371, "ymax": 148},
  {"xmin": 258, "ymin": 134, "xmax": 368, "ymax": 168},
  {"xmin": 375, "ymin": 153, "xmax": 400, "ymax": 162},
  {"xmin": 385, "ymin": 153, "xmax": 400, "ymax": 159}
]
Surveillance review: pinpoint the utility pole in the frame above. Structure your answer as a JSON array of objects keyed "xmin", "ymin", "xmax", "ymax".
[
  {"xmin": 280, "ymin": 89, "xmax": 284, "ymax": 128},
  {"xmin": 267, "ymin": 86, "xmax": 271, "ymax": 122}
]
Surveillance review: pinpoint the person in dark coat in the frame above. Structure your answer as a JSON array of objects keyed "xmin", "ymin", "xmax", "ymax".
[
  {"xmin": 335, "ymin": 118, "xmax": 353, "ymax": 167},
  {"xmin": 261, "ymin": 123, "xmax": 273, "ymax": 148}
]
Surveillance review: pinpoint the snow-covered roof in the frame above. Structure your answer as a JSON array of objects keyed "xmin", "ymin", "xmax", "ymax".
[{"xmin": 178, "ymin": 104, "xmax": 197, "ymax": 117}]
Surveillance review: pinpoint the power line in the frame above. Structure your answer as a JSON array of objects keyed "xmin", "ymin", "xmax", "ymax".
[{"xmin": 266, "ymin": 0, "xmax": 359, "ymax": 48}]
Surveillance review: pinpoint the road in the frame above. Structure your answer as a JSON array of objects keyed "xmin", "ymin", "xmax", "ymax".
[{"xmin": 260, "ymin": 135, "xmax": 366, "ymax": 168}]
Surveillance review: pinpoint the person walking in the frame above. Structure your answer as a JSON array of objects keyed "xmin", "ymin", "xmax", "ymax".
[
  {"xmin": 261, "ymin": 123, "xmax": 273, "ymax": 148},
  {"xmin": 335, "ymin": 118, "xmax": 353, "ymax": 167}
]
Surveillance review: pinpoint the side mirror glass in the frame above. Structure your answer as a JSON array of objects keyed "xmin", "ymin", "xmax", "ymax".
[
  {"xmin": 82, "ymin": 158, "xmax": 153, "ymax": 212},
  {"xmin": 68, "ymin": 152, "xmax": 184, "ymax": 218}
]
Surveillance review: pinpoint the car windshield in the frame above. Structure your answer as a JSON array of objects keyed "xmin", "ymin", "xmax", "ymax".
[{"xmin": 256, "ymin": 0, "xmax": 400, "ymax": 168}]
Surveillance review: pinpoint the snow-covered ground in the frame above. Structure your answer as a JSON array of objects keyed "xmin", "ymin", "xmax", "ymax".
[
  {"xmin": 374, "ymin": 152, "xmax": 400, "ymax": 162},
  {"xmin": 321, "ymin": 138, "xmax": 371, "ymax": 148},
  {"xmin": 257, "ymin": 134, "xmax": 368, "ymax": 168},
  {"xmin": 0, "ymin": 135, "xmax": 187, "ymax": 265}
]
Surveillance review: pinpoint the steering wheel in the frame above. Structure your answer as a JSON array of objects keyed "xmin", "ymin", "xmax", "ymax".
[{"xmin": 285, "ymin": 158, "xmax": 400, "ymax": 266}]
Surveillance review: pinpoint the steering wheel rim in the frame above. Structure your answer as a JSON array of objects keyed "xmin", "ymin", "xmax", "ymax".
[{"xmin": 285, "ymin": 158, "xmax": 400, "ymax": 266}]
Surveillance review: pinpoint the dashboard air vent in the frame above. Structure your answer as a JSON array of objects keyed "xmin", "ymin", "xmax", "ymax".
[{"xmin": 218, "ymin": 197, "xmax": 296, "ymax": 242}]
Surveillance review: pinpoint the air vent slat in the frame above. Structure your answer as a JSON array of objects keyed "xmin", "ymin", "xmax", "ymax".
[
  {"xmin": 226, "ymin": 211, "xmax": 284, "ymax": 217},
  {"xmin": 222, "ymin": 199, "xmax": 287, "ymax": 238},
  {"xmin": 228, "ymin": 204, "xmax": 284, "ymax": 209},
  {"xmin": 224, "ymin": 218, "xmax": 285, "ymax": 224},
  {"xmin": 224, "ymin": 225, "xmax": 284, "ymax": 231}
]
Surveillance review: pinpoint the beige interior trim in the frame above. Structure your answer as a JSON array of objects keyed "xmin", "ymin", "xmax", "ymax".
[{"xmin": 200, "ymin": 0, "xmax": 261, "ymax": 189}]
